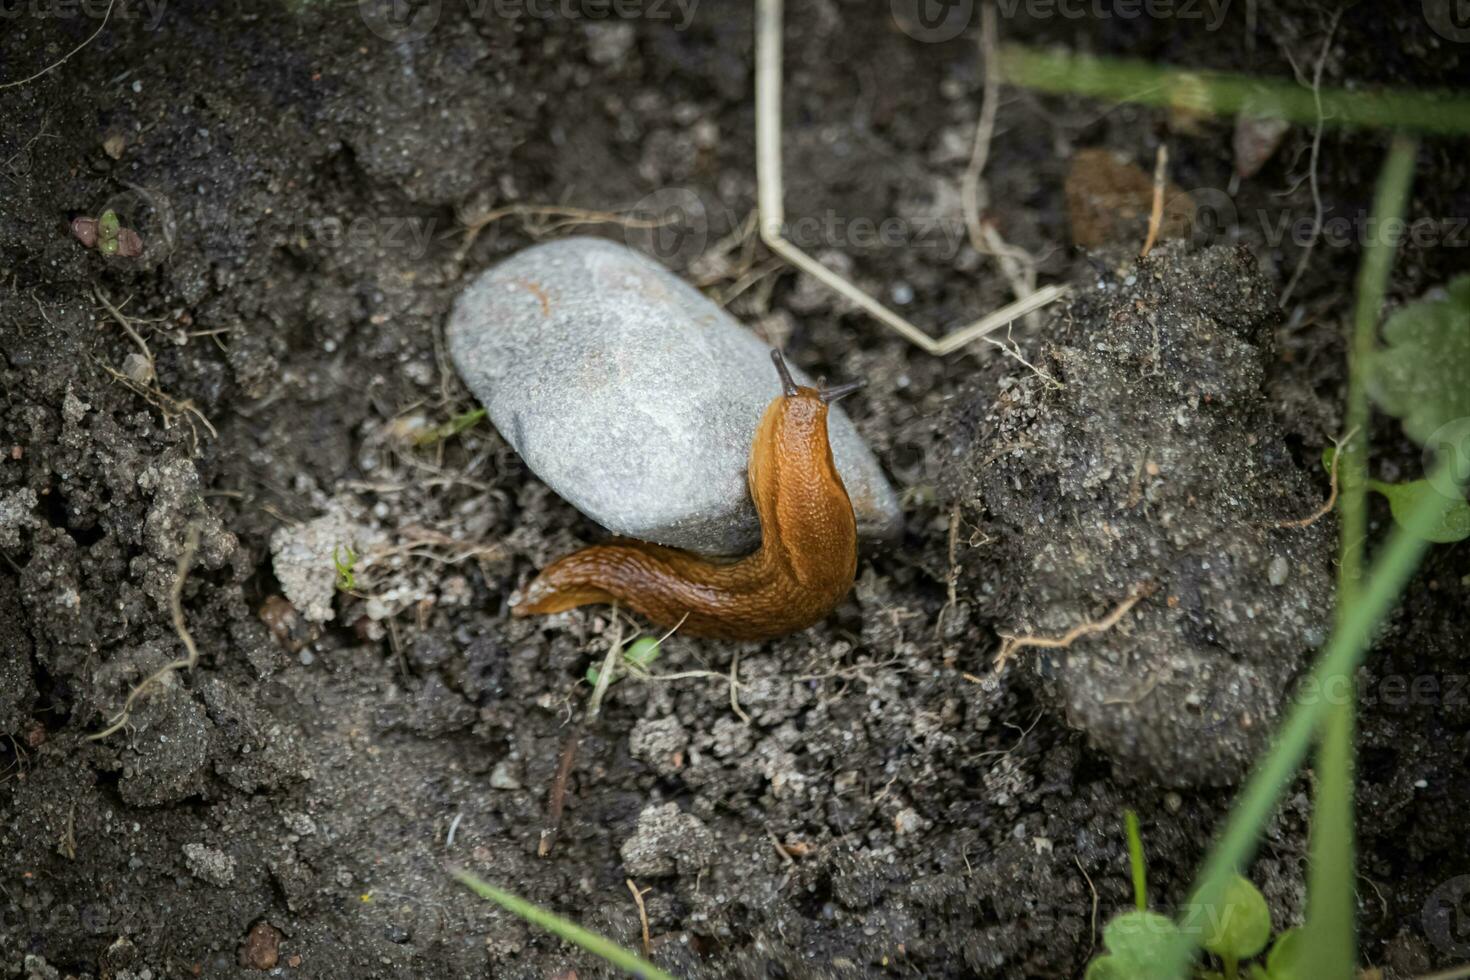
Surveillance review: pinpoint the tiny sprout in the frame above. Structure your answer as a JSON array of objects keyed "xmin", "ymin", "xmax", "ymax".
[
  {"xmin": 71, "ymin": 208, "xmax": 144, "ymax": 258},
  {"xmin": 585, "ymin": 635, "xmax": 663, "ymax": 686},
  {"xmin": 333, "ymin": 545, "xmax": 359, "ymax": 591}
]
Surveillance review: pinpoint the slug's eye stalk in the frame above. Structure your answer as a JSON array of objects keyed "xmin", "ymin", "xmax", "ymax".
[
  {"xmin": 770, "ymin": 349, "xmax": 799, "ymax": 397},
  {"xmin": 818, "ymin": 379, "xmax": 865, "ymax": 404}
]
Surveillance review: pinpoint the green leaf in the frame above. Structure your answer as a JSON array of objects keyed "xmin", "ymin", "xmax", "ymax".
[
  {"xmin": 453, "ymin": 870, "xmax": 674, "ymax": 980},
  {"xmin": 1125, "ymin": 809, "xmax": 1148, "ymax": 911},
  {"xmin": 1101, "ymin": 910, "xmax": 1181, "ymax": 977},
  {"xmin": 1262, "ymin": 928, "xmax": 1307, "ymax": 980},
  {"xmin": 1321, "ymin": 449, "xmax": 1468, "ymax": 543},
  {"xmin": 1369, "ymin": 275, "xmax": 1470, "ymax": 447},
  {"xmin": 586, "ymin": 636, "xmax": 664, "ymax": 685},
  {"xmin": 1200, "ymin": 874, "xmax": 1271, "ymax": 961},
  {"xmin": 1084, "ymin": 955, "xmax": 1132, "ymax": 980},
  {"xmin": 1368, "ymin": 479, "xmax": 1470, "ymax": 543}
]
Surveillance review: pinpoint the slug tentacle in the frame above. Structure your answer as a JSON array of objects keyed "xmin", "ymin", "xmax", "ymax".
[{"xmin": 511, "ymin": 351, "xmax": 862, "ymax": 641}]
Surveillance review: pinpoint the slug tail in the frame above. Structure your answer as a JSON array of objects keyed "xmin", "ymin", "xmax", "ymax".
[{"xmin": 511, "ymin": 560, "xmax": 618, "ymax": 616}]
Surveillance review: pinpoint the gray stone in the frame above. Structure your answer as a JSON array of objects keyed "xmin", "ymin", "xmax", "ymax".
[{"xmin": 447, "ymin": 237, "xmax": 902, "ymax": 555}]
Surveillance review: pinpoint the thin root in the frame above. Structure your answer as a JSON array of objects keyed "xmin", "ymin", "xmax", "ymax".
[
  {"xmin": 1139, "ymin": 144, "xmax": 1169, "ymax": 258},
  {"xmin": 1272, "ymin": 426, "xmax": 1357, "ymax": 529},
  {"xmin": 89, "ymin": 526, "xmax": 201, "ymax": 740},
  {"xmin": 626, "ymin": 879, "xmax": 653, "ymax": 956},
  {"xmin": 993, "ymin": 582, "xmax": 1158, "ymax": 674}
]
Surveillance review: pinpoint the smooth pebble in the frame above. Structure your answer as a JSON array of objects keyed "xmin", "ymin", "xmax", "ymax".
[{"xmin": 447, "ymin": 237, "xmax": 902, "ymax": 554}]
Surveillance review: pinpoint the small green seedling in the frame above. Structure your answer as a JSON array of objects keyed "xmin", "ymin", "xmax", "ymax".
[
  {"xmin": 1368, "ymin": 275, "xmax": 1470, "ymax": 448},
  {"xmin": 333, "ymin": 544, "xmax": 358, "ymax": 591},
  {"xmin": 414, "ymin": 407, "xmax": 487, "ymax": 446},
  {"xmin": 1087, "ymin": 812, "xmax": 1288, "ymax": 980},
  {"xmin": 586, "ymin": 636, "xmax": 663, "ymax": 686},
  {"xmin": 1323, "ymin": 448, "xmax": 1470, "ymax": 543},
  {"xmin": 453, "ymin": 869, "xmax": 674, "ymax": 980}
]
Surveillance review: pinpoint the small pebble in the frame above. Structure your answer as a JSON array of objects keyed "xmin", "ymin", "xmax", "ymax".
[
  {"xmin": 1267, "ymin": 555, "xmax": 1290, "ymax": 587},
  {"xmin": 488, "ymin": 760, "xmax": 522, "ymax": 790},
  {"xmin": 447, "ymin": 237, "xmax": 901, "ymax": 554}
]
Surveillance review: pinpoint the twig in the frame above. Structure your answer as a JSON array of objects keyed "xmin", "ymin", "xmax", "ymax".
[
  {"xmin": 961, "ymin": 2, "xmax": 1001, "ymax": 257},
  {"xmin": 445, "ymin": 812, "xmax": 464, "ymax": 849},
  {"xmin": 993, "ymin": 582, "xmax": 1158, "ymax": 673},
  {"xmin": 1076, "ymin": 855, "xmax": 1099, "ymax": 959},
  {"xmin": 1279, "ymin": 9, "xmax": 1342, "ymax": 309},
  {"xmin": 1272, "ymin": 426, "xmax": 1357, "ymax": 529},
  {"xmin": 1140, "ymin": 144, "xmax": 1169, "ymax": 258},
  {"xmin": 584, "ymin": 604, "xmax": 624, "ymax": 723},
  {"xmin": 456, "ymin": 203, "xmax": 674, "ymax": 263},
  {"xmin": 753, "ymin": 0, "xmax": 1069, "ymax": 356},
  {"xmin": 537, "ymin": 726, "xmax": 582, "ymax": 858},
  {"xmin": 935, "ymin": 504, "xmax": 961, "ymax": 636},
  {"xmin": 626, "ymin": 879, "xmax": 652, "ymax": 956},
  {"xmin": 0, "ymin": 0, "xmax": 117, "ymax": 90},
  {"xmin": 94, "ymin": 287, "xmax": 155, "ymax": 373},
  {"xmin": 729, "ymin": 651, "xmax": 751, "ymax": 725},
  {"xmin": 89, "ymin": 526, "xmax": 202, "ymax": 740}
]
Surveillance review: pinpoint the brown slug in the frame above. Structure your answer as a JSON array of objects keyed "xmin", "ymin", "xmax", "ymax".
[{"xmin": 511, "ymin": 351, "xmax": 863, "ymax": 641}]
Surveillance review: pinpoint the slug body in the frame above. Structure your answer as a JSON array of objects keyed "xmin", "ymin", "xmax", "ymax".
[{"xmin": 512, "ymin": 353, "xmax": 862, "ymax": 641}]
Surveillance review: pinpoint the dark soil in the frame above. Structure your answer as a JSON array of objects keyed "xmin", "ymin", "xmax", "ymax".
[{"xmin": 2, "ymin": 2, "xmax": 1467, "ymax": 978}]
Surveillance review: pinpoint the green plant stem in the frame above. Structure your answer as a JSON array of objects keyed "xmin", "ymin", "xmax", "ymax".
[
  {"xmin": 1223, "ymin": 953, "xmax": 1238, "ymax": 980},
  {"xmin": 1125, "ymin": 809, "xmax": 1147, "ymax": 911},
  {"xmin": 1305, "ymin": 134, "xmax": 1417, "ymax": 980},
  {"xmin": 453, "ymin": 870, "xmax": 675, "ymax": 980},
  {"xmin": 1000, "ymin": 47, "xmax": 1470, "ymax": 135},
  {"xmin": 1157, "ymin": 453, "xmax": 1459, "ymax": 978}
]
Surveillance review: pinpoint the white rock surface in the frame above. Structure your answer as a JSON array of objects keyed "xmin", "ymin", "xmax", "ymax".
[{"xmin": 447, "ymin": 237, "xmax": 902, "ymax": 555}]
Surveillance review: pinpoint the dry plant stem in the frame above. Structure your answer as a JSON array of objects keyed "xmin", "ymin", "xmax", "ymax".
[
  {"xmin": 584, "ymin": 605, "xmax": 624, "ymax": 724},
  {"xmin": 1272, "ymin": 426, "xmax": 1357, "ymax": 528},
  {"xmin": 1140, "ymin": 144, "xmax": 1169, "ymax": 258},
  {"xmin": 626, "ymin": 879, "xmax": 653, "ymax": 955},
  {"xmin": 992, "ymin": 582, "xmax": 1158, "ymax": 673},
  {"xmin": 95, "ymin": 287, "xmax": 156, "ymax": 373},
  {"xmin": 90, "ymin": 526, "xmax": 201, "ymax": 740},
  {"xmin": 537, "ymin": 728, "xmax": 581, "ymax": 858},
  {"xmin": 961, "ymin": 2, "xmax": 1001, "ymax": 256},
  {"xmin": 935, "ymin": 504, "xmax": 961, "ymax": 636},
  {"xmin": 754, "ymin": 0, "xmax": 1069, "ymax": 356},
  {"xmin": 456, "ymin": 203, "xmax": 673, "ymax": 262}
]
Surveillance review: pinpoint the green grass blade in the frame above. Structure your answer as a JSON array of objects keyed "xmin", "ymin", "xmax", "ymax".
[
  {"xmin": 453, "ymin": 869, "xmax": 676, "ymax": 980},
  {"xmin": 1000, "ymin": 47, "xmax": 1470, "ymax": 135},
  {"xmin": 1303, "ymin": 134, "xmax": 1418, "ymax": 980},
  {"xmin": 1156, "ymin": 454, "xmax": 1460, "ymax": 978},
  {"xmin": 1125, "ymin": 809, "xmax": 1148, "ymax": 911}
]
